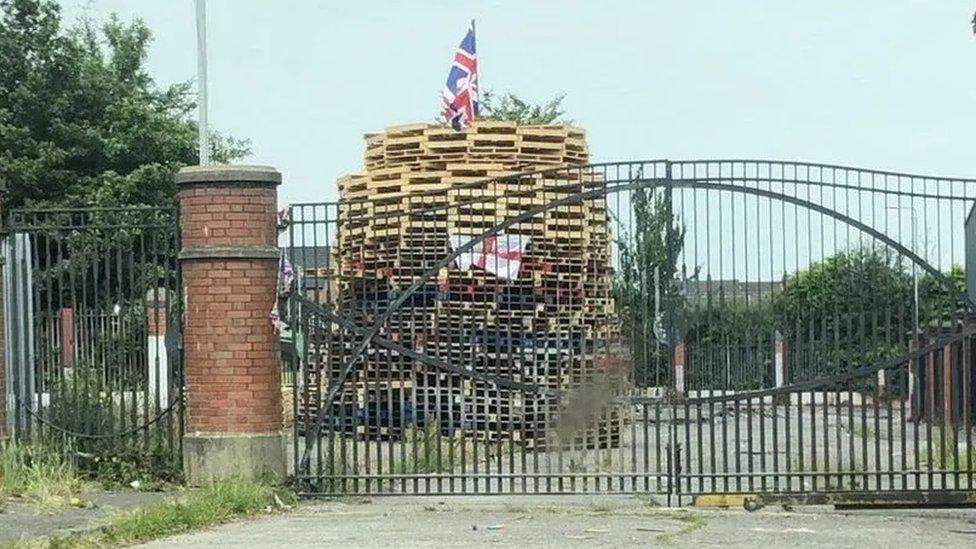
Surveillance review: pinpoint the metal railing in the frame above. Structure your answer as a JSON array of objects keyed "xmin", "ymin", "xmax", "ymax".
[
  {"xmin": 282, "ymin": 159, "xmax": 976, "ymax": 499},
  {"xmin": 3, "ymin": 207, "xmax": 183, "ymax": 478}
]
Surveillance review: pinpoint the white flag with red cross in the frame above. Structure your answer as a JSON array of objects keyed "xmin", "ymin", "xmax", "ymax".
[{"xmin": 449, "ymin": 232, "xmax": 529, "ymax": 280}]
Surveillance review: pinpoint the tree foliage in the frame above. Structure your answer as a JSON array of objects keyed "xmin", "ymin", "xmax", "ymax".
[
  {"xmin": 0, "ymin": 0, "xmax": 249, "ymax": 209},
  {"xmin": 775, "ymin": 247, "xmax": 914, "ymax": 341},
  {"xmin": 480, "ymin": 91, "xmax": 568, "ymax": 125},
  {"xmin": 613, "ymin": 189, "xmax": 686, "ymax": 386},
  {"xmin": 616, "ymin": 224, "xmax": 969, "ymax": 389}
]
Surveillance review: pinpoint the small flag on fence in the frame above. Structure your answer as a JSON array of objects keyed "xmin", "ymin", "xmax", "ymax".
[
  {"xmin": 269, "ymin": 300, "xmax": 281, "ymax": 334},
  {"xmin": 278, "ymin": 253, "xmax": 295, "ymax": 294},
  {"xmin": 270, "ymin": 252, "xmax": 295, "ymax": 334},
  {"xmin": 441, "ymin": 21, "xmax": 479, "ymax": 131},
  {"xmin": 450, "ymin": 232, "xmax": 529, "ymax": 280}
]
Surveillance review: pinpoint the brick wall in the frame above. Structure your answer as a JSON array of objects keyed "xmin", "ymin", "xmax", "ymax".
[{"xmin": 178, "ymin": 169, "xmax": 282, "ymax": 435}]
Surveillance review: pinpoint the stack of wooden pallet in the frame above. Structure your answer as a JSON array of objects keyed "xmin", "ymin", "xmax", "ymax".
[{"xmin": 317, "ymin": 120, "xmax": 625, "ymax": 447}]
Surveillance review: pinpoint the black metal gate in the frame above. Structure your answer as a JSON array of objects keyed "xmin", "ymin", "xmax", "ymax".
[
  {"xmin": 285, "ymin": 160, "xmax": 976, "ymax": 502},
  {"xmin": 3, "ymin": 207, "xmax": 183, "ymax": 479}
]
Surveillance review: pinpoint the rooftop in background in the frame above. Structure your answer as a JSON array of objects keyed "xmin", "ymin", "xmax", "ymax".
[
  {"xmin": 287, "ymin": 246, "xmax": 331, "ymax": 297},
  {"xmin": 683, "ymin": 279, "xmax": 784, "ymax": 301},
  {"xmin": 287, "ymin": 246, "xmax": 330, "ymax": 271}
]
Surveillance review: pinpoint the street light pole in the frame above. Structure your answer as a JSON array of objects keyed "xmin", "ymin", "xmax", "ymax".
[
  {"xmin": 195, "ymin": 0, "xmax": 210, "ymax": 165},
  {"xmin": 886, "ymin": 205, "xmax": 920, "ymax": 341},
  {"xmin": 887, "ymin": 204, "xmax": 919, "ymax": 406}
]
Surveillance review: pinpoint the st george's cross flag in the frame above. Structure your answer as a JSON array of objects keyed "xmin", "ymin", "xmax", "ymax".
[
  {"xmin": 450, "ymin": 233, "xmax": 529, "ymax": 280},
  {"xmin": 441, "ymin": 22, "xmax": 479, "ymax": 131}
]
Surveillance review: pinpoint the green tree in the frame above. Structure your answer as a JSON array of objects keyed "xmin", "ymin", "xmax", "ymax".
[
  {"xmin": 0, "ymin": 0, "xmax": 248, "ymax": 210},
  {"xmin": 919, "ymin": 263, "xmax": 966, "ymax": 319},
  {"xmin": 771, "ymin": 246, "xmax": 959, "ymax": 388},
  {"xmin": 775, "ymin": 247, "xmax": 914, "ymax": 342},
  {"xmin": 613, "ymin": 188, "xmax": 686, "ymax": 386},
  {"xmin": 684, "ymin": 298, "xmax": 778, "ymax": 390},
  {"xmin": 480, "ymin": 91, "xmax": 568, "ymax": 124}
]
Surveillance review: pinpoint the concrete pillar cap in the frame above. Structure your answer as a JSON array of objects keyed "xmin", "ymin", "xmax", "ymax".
[{"xmin": 176, "ymin": 164, "xmax": 281, "ymax": 185}]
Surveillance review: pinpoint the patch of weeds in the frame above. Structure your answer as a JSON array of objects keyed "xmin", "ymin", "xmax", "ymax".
[
  {"xmin": 391, "ymin": 426, "xmax": 514, "ymax": 474},
  {"xmin": 566, "ymin": 459, "xmax": 587, "ymax": 473},
  {"xmin": 588, "ymin": 502, "xmax": 615, "ymax": 513},
  {"xmin": 306, "ymin": 435, "xmax": 359, "ymax": 494},
  {"xmin": 0, "ymin": 441, "xmax": 89, "ymax": 510},
  {"xmin": 11, "ymin": 478, "xmax": 294, "ymax": 548},
  {"xmin": 104, "ymin": 478, "xmax": 292, "ymax": 542},
  {"xmin": 392, "ymin": 425, "xmax": 463, "ymax": 474},
  {"xmin": 40, "ymin": 363, "xmax": 182, "ymax": 488},
  {"xmin": 918, "ymin": 443, "xmax": 975, "ymax": 472},
  {"xmin": 655, "ymin": 510, "xmax": 706, "ymax": 545},
  {"xmin": 634, "ymin": 492, "xmax": 660, "ymax": 507}
]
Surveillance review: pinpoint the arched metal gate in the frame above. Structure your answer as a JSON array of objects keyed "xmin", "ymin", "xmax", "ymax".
[{"xmin": 283, "ymin": 160, "xmax": 976, "ymax": 504}]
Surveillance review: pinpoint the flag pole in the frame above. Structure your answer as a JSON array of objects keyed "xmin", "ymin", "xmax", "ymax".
[
  {"xmin": 470, "ymin": 18, "xmax": 478, "ymax": 119},
  {"xmin": 195, "ymin": 0, "xmax": 210, "ymax": 165}
]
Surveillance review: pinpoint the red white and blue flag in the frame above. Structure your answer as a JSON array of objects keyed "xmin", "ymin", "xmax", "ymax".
[{"xmin": 441, "ymin": 22, "xmax": 479, "ymax": 131}]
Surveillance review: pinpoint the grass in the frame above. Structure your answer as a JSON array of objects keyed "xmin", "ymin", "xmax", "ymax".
[
  {"xmin": 0, "ymin": 441, "xmax": 89, "ymax": 510},
  {"xmin": 918, "ymin": 443, "xmax": 975, "ymax": 472},
  {"xmin": 391, "ymin": 425, "xmax": 463, "ymax": 474},
  {"xmin": 655, "ymin": 510, "xmax": 707, "ymax": 545},
  {"xmin": 5, "ymin": 478, "xmax": 294, "ymax": 548},
  {"xmin": 389, "ymin": 426, "xmax": 515, "ymax": 475}
]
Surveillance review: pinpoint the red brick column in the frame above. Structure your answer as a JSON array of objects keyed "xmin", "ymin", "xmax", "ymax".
[{"xmin": 177, "ymin": 165, "xmax": 284, "ymax": 483}]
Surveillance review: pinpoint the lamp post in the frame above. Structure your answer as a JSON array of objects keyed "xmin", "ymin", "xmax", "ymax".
[
  {"xmin": 886, "ymin": 205, "xmax": 920, "ymax": 341},
  {"xmin": 195, "ymin": 0, "xmax": 210, "ymax": 165},
  {"xmin": 886, "ymin": 205, "xmax": 919, "ymax": 405}
]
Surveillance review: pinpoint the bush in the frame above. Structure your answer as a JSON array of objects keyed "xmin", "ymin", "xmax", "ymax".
[{"xmin": 40, "ymin": 363, "xmax": 182, "ymax": 486}]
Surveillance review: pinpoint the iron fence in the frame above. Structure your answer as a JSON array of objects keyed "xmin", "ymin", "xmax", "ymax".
[
  {"xmin": 3, "ymin": 207, "xmax": 183, "ymax": 479},
  {"xmin": 284, "ymin": 158, "xmax": 976, "ymax": 500}
]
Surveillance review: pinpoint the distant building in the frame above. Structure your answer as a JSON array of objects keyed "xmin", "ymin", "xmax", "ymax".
[
  {"xmin": 287, "ymin": 245, "xmax": 331, "ymax": 301},
  {"xmin": 682, "ymin": 279, "xmax": 783, "ymax": 303}
]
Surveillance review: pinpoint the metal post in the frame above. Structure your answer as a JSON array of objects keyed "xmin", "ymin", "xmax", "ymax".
[
  {"xmin": 887, "ymin": 205, "xmax": 920, "ymax": 403},
  {"xmin": 195, "ymin": 0, "xmax": 210, "ymax": 165}
]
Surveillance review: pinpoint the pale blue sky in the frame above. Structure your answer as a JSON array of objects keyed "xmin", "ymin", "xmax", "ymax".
[{"xmin": 58, "ymin": 1, "xmax": 976, "ymax": 209}]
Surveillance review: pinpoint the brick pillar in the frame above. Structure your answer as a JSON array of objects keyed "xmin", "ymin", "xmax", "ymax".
[{"xmin": 177, "ymin": 165, "xmax": 284, "ymax": 484}]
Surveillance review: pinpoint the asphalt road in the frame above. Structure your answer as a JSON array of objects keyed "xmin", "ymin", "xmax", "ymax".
[{"xmin": 136, "ymin": 495, "xmax": 976, "ymax": 548}]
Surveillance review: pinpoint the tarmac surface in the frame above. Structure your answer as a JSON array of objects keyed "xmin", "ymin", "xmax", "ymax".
[
  {"xmin": 136, "ymin": 495, "xmax": 976, "ymax": 548},
  {"xmin": 0, "ymin": 490, "xmax": 166, "ymax": 546}
]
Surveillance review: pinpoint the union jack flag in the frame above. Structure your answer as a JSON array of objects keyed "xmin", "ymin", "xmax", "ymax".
[{"xmin": 441, "ymin": 23, "xmax": 478, "ymax": 131}]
